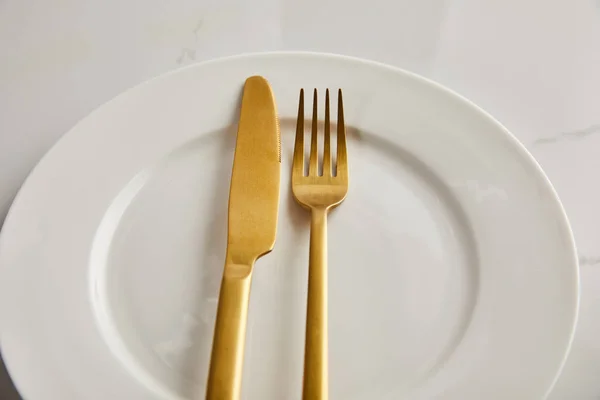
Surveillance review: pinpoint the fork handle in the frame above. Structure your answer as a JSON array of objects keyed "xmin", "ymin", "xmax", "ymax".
[
  {"xmin": 303, "ymin": 207, "xmax": 329, "ymax": 400},
  {"xmin": 206, "ymin": 262, "xmax": 253, "ymax": 400}
]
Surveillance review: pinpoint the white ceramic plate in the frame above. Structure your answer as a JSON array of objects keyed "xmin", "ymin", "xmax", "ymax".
[{"xmin": 0, "ymin": 52, "xmax": 578, "ymax": 400}]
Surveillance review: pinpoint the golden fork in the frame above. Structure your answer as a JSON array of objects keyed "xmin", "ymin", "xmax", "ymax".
[{"xmin": 292, "ymin": 88, "xmax": 349, "ymax": 400}]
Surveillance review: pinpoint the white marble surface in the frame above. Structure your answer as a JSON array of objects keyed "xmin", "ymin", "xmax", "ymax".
[{"xmin": 0, "ymin": 0, "xmax": 599, "ymax": 399}]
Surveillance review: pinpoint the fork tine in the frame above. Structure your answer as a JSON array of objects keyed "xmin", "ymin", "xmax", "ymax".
[
  {"xmin": 293, "ymin": 89, "xmax": 305, "ymax": 178},
  {"xmin": 337, "ymin": 89, "xmax": 348, "ymax": 177},
  {"xmin": 309, "ymin": 89, "xmax": 319, "ymax": 176},
  {"xmin": 323, "ymin": 89, "xmax": 331, "ymax": 177}
]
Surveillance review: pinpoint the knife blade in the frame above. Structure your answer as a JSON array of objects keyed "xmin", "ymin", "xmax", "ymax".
[{"xmin": 206, "ymin": 75, "xmax": 280, "ymax": 400}]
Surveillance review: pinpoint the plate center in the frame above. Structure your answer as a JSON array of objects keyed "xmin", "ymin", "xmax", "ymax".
[{"xmin": 90, "ymin": 121, "xmax": 478, "ymax": 400}]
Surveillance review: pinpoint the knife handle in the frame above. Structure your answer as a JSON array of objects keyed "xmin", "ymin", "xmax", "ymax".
[
  {"xmin": 206, "ymin": 262, "xmax": 253, "ymax": 400},
  {"xmin": 303, "ymin": 208, "xmax": 329, "ymax": 400}
]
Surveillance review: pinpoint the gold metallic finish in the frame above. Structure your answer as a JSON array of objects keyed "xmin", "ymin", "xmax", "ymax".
[
  {"xmin": 206, "ymin": 76, "xmax": 281, "ymax": 400},
  {"xmin": 292, "ymin": 88, "xmax": 349, "ymax": 400}
]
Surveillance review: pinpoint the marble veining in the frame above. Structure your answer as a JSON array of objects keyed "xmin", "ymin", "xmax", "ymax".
[
  {"xmin": 579, "ymin": 255, "xmax": 600, "ymax": 266},
  {"xmin": 533, "ymin": 124, "xmax": 600, "ymax": 146},
  {"xmin": 176, "ymin": 19, "xmax": 204, "ymax": 65}
]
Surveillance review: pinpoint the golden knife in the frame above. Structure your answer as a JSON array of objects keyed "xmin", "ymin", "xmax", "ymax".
[{"xmin": 206, "ymin": 76, "xmax": 281, "ymax": 400}]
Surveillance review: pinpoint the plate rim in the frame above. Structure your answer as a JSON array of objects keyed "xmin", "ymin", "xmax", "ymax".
[{"xmin": 0, "ymin": 51, "xmax": 580, "ymax": 399}]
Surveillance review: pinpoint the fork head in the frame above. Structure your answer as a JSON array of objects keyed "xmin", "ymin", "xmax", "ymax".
[{"xmin": 292, "ymin": 88, "xmax": 349, "ymax": 210}]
